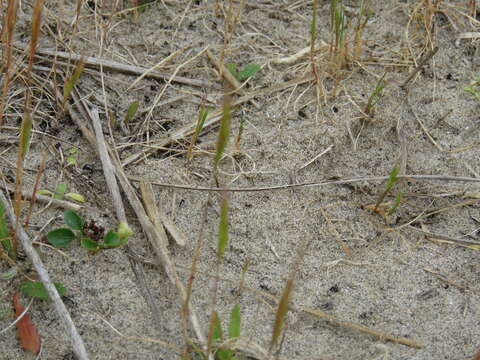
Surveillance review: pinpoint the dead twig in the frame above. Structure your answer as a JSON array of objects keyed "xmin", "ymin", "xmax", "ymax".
[
  {"xmin": 0, "ymin": 190, "xmax": 89, "ymax": 360},
  {"xmin": 15, "ymin": 45, "xmax": 214, "ymax": 88}
]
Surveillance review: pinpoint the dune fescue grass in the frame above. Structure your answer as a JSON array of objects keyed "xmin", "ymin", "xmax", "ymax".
[
  {"xmin": 12, "ymin": 0, "xmax": 45, "ymax": 254},
  {"xmin": 0, "ymin": 0, "xmax": 19, "ymax": 128},
  {"xmin": 329, "ymin": 0, "xmax": 347, "ymax": 71}
]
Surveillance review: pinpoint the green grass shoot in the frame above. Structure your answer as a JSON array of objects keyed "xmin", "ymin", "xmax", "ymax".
[
  {"xmin": 388, "ymin": 191, "xmax": 403, "ymax": 216},
  {"xmin": 217, "ymin": 194, "xmax": 229, "ymax": 259},
  {"xmin": 464, "ymin": 75, "xmax": 480, "ymax": 100},
  {"xmin": 329, "ymin": 0, "xmax": 347, "ymax": 69},
  {"xmin": 0, "ymin": 200, "xmax": 14, "ymax": 259},
  {"xmin": 187, "ymin": 105, "xmax": 209, "ymax": 162},
  {"xmin": 124, "ymin": 100, "xmax": 139, "ymax": 124},
  {"xmin": 364, "ymin": 72, "xmax": 387, "ymax": 116},
  {"xmin": 63, "ymin": 58, "xmax": 85, "ymax": 106},
  {"xmin": 374, "ymin": 165, "xmax": 400, "ymax": 212}
]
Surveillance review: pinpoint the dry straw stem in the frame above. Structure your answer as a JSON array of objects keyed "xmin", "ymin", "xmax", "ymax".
[
  {"xmin": 1, "ymin": 182, "xmax": 82, "ymax": 211},
  {"xmin": 66, "ymin": 93, "xmax": 208, "ymax": 349},
  {"xmin": 0, "ymin": 190, "xmax": 89, "ymax": 359},
  {"xmin": 90, "ymin": 107, "xmax": 164, "ymax": 333},
  {"xmin": 121, "ymin": 74, "xmax": 316, "ymax": 166},
  {"xmin": 17, "ymin": 46, "xmax": 214, "ymax": 88},
  {"xmin": 140, "ymin": 181, "xmax": 186, "ymax": 247},
  {"xmin": 132, "ymin": 174, "xmax": 480, "ymax": 193}
]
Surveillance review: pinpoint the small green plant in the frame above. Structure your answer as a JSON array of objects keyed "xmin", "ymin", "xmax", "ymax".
[
  {"xmin": 464, "ymin": 75, "xmax": 480, "ymax": 100},
  {"xmin": 226, "ymin": 63, "xmax": 261, "ymax": 82},
  {"xmin": 38, "ymin": 183, "xmax": 85, "ymax": 203},
  {"xmin": 46, "ymin": 210, "xmax": 131, "ymax": 252},
  {"xmin": 364, "ymin": 72, "xmax": 387, "ymax": 116},
  {"xmin": 124, "ymin": 100, "xmax": 139, "ymax": 124},
  {"xmin": 212, "ymin": 305, "xmax": 241, "ymax": 360},
  {"xmin": 19, "ymin": 280, "xmax": 67, "ymax": 299},
  {"xmin": 187, "ymin": 105, "xmax": 209, "ymax": 162},
  {"xmin": 65, "ymin": 147, "xmax": 78, "ymax": 167},
  {"xmin": 374, "ymin": 165, "xmax": 402, "ymax": 213}
]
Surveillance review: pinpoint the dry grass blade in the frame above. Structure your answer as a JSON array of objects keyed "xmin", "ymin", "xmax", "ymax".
[
  {"xmin": 24, "ymin": 46, "xmax": 213, "ymax": 88},
  {"xmin": 140, "ymin": 181, "xmax": 186, "ymax": 246},
  {"xmin": 269, "ymin": 237, "xmax": 309, "ymax": 355}
]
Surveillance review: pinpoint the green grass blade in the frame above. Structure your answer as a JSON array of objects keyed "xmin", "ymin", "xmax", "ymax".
[
  {"xmin": 228, "ymin": 304, "xmax": 241, "ymax": 339},
  {"xmin": 63, "ymin": 59, "xmax": 85, "ymax": 102},
  {"xmin": 124, "ymin": 101, "xmax": 139, "ymax": 124},
  {"xmin": 217, "ymin": 195, "xmax": 229, "ymax": 258}
]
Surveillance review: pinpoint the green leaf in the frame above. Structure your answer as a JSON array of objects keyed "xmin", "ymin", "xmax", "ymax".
[
  {"xmin": 63, "ymin": 60, "xmax": 85, "ymax": 102},
  {"xmin": 0, "ymin": 201, "xmax": 13, "ymax": 256},
  {"xmin": 65, "ymin": 192, "xmax": 86, "ymax": 203},
  {"xmin": 116, "ymin": 222, "xmax": 133, "ymax": 240},
  {"xmin": 80, "ymin": 237, "xmax": 99, "ymax": 252},
  {"xmin": 226, "ymin": 63, "xmax": 238, "ymax": 80},
  {"xmin": 47, "ymin": 228, "xmax": 75, "ymax": 247},
  {"xmin": 217, "ymin": 197, "xmax": 229, "ymax": 258},
  {"xmin": 125, "ymin": 101, "xmax": 139, "ymax": 124},
  {"xmin": 388, "ymin": 191, "xmax": 403, "ymax": 216},
  {"xmin": 64, "ymin": 210, "xmax": 83, "ymax": 230},
  {"xmin": 386, "ymin": 165, "xmax": 400, "ymax": 192},
  {"xmin": 20, "ymin": 281, "xmax": 66, "ymax": 299},
  {"xmin": 228, "ymin": 304, "xmax": 241, "ymax": 339},
  {"xmin": 101, "ymin": 230, "xmax": 121, "ymax": 248},
  {"xmin": 66, "ymin": 147, "xmax": 78, "ymax": 166},
  {"xmin": 37, "ymin": 189, "xmax": 54, "ymax": 196},
  {"xmin": 212, "ymin": 311, "xmax": 223, "ymax": 342},
  {"xmin": 54, "ymin": 183, "xmax": 67, "ymax": 200},
  {"xmin": 237, "ymin": 63, "xmax": 261, "ymax": 81},
  {"xmin": 0, "ymin": 268, "xmax": 17, "ymax": 281}
]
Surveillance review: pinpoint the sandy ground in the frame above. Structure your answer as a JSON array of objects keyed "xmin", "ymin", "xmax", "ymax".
[{"xmin": 1, "ymin": 0, "xmax": 480, "ymax": 359}]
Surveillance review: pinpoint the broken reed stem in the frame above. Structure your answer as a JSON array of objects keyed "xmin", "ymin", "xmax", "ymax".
[{"xmin": 0, "ymin": 189, "xmax": 89, "ymax": 359}]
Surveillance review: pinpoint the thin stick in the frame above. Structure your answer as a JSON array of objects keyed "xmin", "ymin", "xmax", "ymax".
[
  {"xmin": 128, "ymin": 174, "xmax": 480, "ymax": 193},
  {"xmin": 16, "ymin": 45, "xmax": 214, "ymax": 88},
  {"xmin": 1, "ymin": 182, "xmax": 82, "ymax": 211},
  {"xmin": 90, "ymin": 107, "xmax": 164, "ymax": 333},
  {"xmin": 0, "ymin": 190, "xmax": 89, "ymax": 360},
  {"xmin": 401, "ymin": 46, "xmax": 439, "ymax": 88},
  {"xmin": 68, "ymin": 98, "xmax": 207, "ymax": 349}
]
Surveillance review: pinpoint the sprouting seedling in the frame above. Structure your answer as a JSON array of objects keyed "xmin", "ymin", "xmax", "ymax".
[
  {"xmin": 65, "ymin": 147, "xmax": 78, "ymax": 167},
  {"xmin": 374, "ymin": 165, "xmax": 400, "ymax": 212},
  {"xmin": 38, "ymin": 183, "xmax": 85, "ymax": 203},
  {"xmin": 464, "ymin": 75, "xmax": 480, "ymax": 100},
  {"xmin": 226, "ymin": 63, "xmax": 261, "ymax": 82},
  {"xmin": 364, "ymin": 72, "xmax": 387, "ymax": 116},
  {"xmin": 212, "ymin": 304, "xmax": 241, "ymax": 360},
  {"xmin": 124, "ymin": 100, "xmax": 139, "ymax": 124},
  {"xmin": 46, "ymin": 210, "xmax": 131, "ymax": 252},
  {"xmin": 63, "ymin": 58, "xmax": 85, "ymax": 107},
  {"xmin": 187, "ymin": 105, "xmax": 209, "ymax": 162},
  {"xmin": 388, "ymin": 191, "xmax": 403, "ymax": 216}
]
